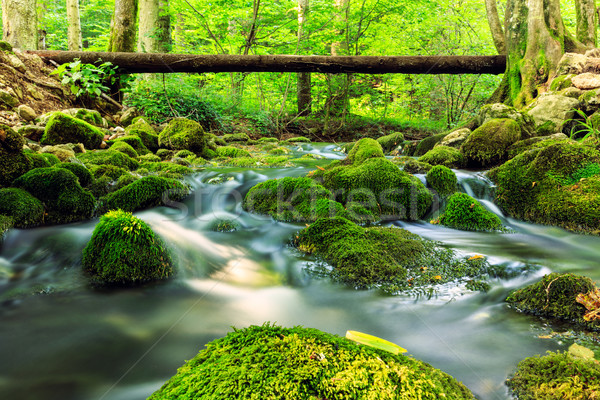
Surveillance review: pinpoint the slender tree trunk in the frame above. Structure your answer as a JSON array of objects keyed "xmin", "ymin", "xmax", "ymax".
[
  {"xmin": 67, "ymin": 0, "xmax": 82, "ymax": 51},
  {"xmin": 485, "ymin": 0, "xmax": 506, "ymax": 54},
  {"xmin": 2, "ymin": 0, "xmax": 38, "ymax": 50},
  {"xmin": 575, "ymin": 0, "xmax": 596, "ymax": 47},
  {"xmin": 297, "ymin": 0, "xmax": 311, "ymax": 116},
  {"xmin": 326, "ymin": 0, "xmax": 350, "ymax": 118},
  {"xmin": 107, "ymin": 0, "xmax": 138, "ymax": 52}
]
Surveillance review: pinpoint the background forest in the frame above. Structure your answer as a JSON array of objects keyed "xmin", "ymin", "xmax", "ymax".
[{"xmin": 0, "ymin": 0, "xmax": 587, "ymax": 136}]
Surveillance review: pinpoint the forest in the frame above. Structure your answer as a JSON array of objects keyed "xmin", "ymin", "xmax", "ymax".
[{"xmin": 0, "ymin": 0, "xmax": 600, "ymax": 399}]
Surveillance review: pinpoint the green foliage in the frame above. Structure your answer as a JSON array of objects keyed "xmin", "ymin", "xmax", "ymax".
[
  {"xmin": 149, "ymin": 323, "xmax": 474, "ymax": 400},
  {"xmin": 101, "ymin": 176, "xmax": 190, "ymax": 213},
  {"xmin": 567, "ymin": 109, "xmax": 600, "ymax": 141},
  {"xmin": 41, "ymin": 112, "xmax": 104, "ymax": 150},
  {"xmin": 82, "ymin": 209, "xmax": 173, "ymax": 286},
  {"xmin": 426, "ymin": 165, "xmax": 457, "ymax": 197},
  {"xmin": 0, "ymin": 188, "xmax": 44, "ymax": 228},
  {"xmin": 438, "ymin": 192, "xmax": 502, "ymax": 232},
  {"xmin": 51, "ymin": 59, "xmax": 132, "ymax": 98}
]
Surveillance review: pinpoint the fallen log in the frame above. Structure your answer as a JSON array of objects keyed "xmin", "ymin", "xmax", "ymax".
[{"xmin": 27, "ymin": 51, "xmax": 506, "ymax": 75}]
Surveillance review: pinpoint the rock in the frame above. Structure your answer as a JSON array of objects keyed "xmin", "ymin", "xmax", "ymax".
[
  {"xmin": 41, "ymin": 112, "xmax": 104, "ymax": 149},
  {"xmin": 568, "ymin": 343, "xmax": 595, "ymax": 360},
  {"xmin": 76, "ymin": 149, "xmax": 139, "ymax": 171},
  {"xmin": 119, "ymin": 107, "xmax": 138, "ymax": 127},
  {"xmin": 579, "ymin": 89, "xmax": 600, "ymax": 112},
  {"xmin": 559, "ymin": 86, "xmax": 584, "ymax": 98},
  {"xmin": 376, "ymin": 131, "xmax": 404, "ymax": 153},
  {"xmin": 425, "ymin": 165, "xmax": 457, "ymax": 197},
  {"xmin": 222, "ymin": 132, "xmax": 250, "ymax": 143},
  {"xmin": 6, "ymin": 53, "xmax": 26, "ymax": 73},
  {"xmin": 572, "ymin": 72, "xmax": 600, "ymax": 89},
  {"xmin": 527, "ymin": 94, "xmax": 580, "ymax": 135},
  {"xmin": 82, "ymin": 209, "xmax": 174, "ymax": 286},
  {"xmin": 0, "ymin": 124, "xmax": 31, "ymax": 186},
  {"xmin": 62, "ymin": 108, "xmax": 103, "ymax": 126},
  {"xmin": 438, "ymin": 192, "xmax": 502, "ymax": 231},
  {"xmin": 17, "ymin": 124, "xmax": 45, "ymax": 141},
  {"xmin": 556, "ymin": 52, "xmax": 588, "ymax": 75},
  {"xmin": 414, "ymin": 132, "xmax": 448, "ymax": 156},
  {"xmin": 41, "ymin": 145, "xmax": 76, "ymax": 161},
  {"xmin": 109, "ymin": 135, "xmax": 150, "ymax": 155},
  {"xmin": 17, "ymin": 105, "xmax": 36, "ymax": 121},
  {"xmin": 0, "ymin": 41, "xmax": 12, "ymax": 52},
  {"xmin": 506, "ymin": 133, "xmax": 569, "ymax": 159},
  {"xmin": 158, "ymin": 117, "xmax": 207, "ymax": 153},
  {"xmin": 418, "ymin": 145, "xmax": 466, "ymax": 169},
  {"xmin": 0, "ymin": 89, "xmax": 18, "ymax": 108},
  {"xmin": 436, "ymin": 128, "xmax": 470, "ymax": 148},
  {"xmin": 0, "ymin": 188, "xmax": 44, "ymax": 227},
  {"xmin": 54, "ymin": 162, "xmax": 93, "ymax": 187},
  {"xmin": 125, "ymin": 117, "xmax": 159, "ymax": 151},
  {"xmin": 101, "ymin": 176, "xmax": 190, "ymax": 213},
  {"xmin": 549, "ymin": 74, "xmax": 576, "ymax": 91},
  {"xmin": 461, "ymin": 118, "xmax": 521, "ymax": 168},
  {"xmin": 478, "ymin": 103, "xmax": 535, "ymax": 139}
]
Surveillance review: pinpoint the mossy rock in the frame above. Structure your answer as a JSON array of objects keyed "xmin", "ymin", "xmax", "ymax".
[
  {"xmin": 414, "ymin": 132, "xmax": 448, "ymax": 157},
  {"xmin": 54, "ymin": 162, "xmax": 93, "ymax": 187},
  {"xmin": 0, "ymin": 188, "xmax": 44, "ymax": 228},
  {"xmin": 438, "ymin": 193, "xmax": 502, "ymax": 232},
  {"xmin": 38, "ymin": 151, "xmax": 63, "ymax": 165},
  {"xmin": 76, "ymin": 150, "xmax": 139, "ymax": 171},
  {"xmin": 149, "ymin": 324, "xmax": 474, "ymax": 400},
  {"xmin": 377, "ymin": 132, "xmax": 404, "ymax": 153},
  {"xmin": 488, "ymin": 141, "xmax": 600, "ymax": 233},
  {"xmin": 108, "ymin": 140, "xmax": 139, "ymax": 159},
  {"xmin": 506, "ymin": 134, "xmax": 570, "ymax": 159},
  {"xmin": 506, "ymin": 273, "xmax": 596, "ymax": 326},
  {"xmin": 0, "ymin": 124, "xmax": 32, "ymax": 187},
  {"xmin": 90, "ymin": 164, "xmax": 129, "ymax": 180},
  {"xmin": 156, "ymin": 149, "xmax": 175, "ymax": 160},
  {"xmin": 82, "ymin": 209, "xmax": 173, "ymax": 286},
  {"xmin": 26, "ymin": 153, "xmax": 52, "ymax": 169},
  {"xmin": 137, "ymin": 161, "xmax": 194, "ymax": 177},
  {"xmin": 13, "ymin": 167, "xmax": 95, "ymax": 224},
  {"xmin": 346, "ymin": 138, "xmax": 384, "ymax": 165},
  {"xmin": 124, "ymin": 117, "xmax": 159, "ymax": 151},
  {"xmin": 426, "ymin": 165, "xmax": 457, "ymax": 197},
  {"xmin": 139, "ymin": 153, "xmax": 162, "ymax": 163},
  {"xmin": 461, "ymin": 118, "xmax": 521, "ymax": 168},
  {"xmin": 40, "ymin": 112, "xmax": 104, "ymax": 149},
  {"xmin": 286, "ymin": 136, "xmax": 310, "ymax": 143},
  {"xmin": 222, "ymin": 132, "xmax": 250, "ymax": 143},
  {"xmin": 506, "ymin": 350, "xmax": 600, "ymax": 400},
  {"xmin": 419, "ymin": 146, "xmax": 466, "ymax": 168},
  {"xmin": 101, "ymin": 176, "xmax": 190, "ymax": 213},
  {"xmin": 158, "ymin": 118, "xmax": 206, "ymax": 153},
  {"xmin": 216, "ymin": 146, "xmax": 252, "ymax": 158},
  {"xmin": 109, "ymin": 135, "xmax": 150, "ymax": 155},
  {"xmin": 393, "ymin": 157, "xmax": 433, "ymax": 174},
  {"xmin": 63, "ymin": 108, "xmax": 103, "ymax": 126},
  {"xmin": 257, "ymin": 137, "xmax": 278, "ymax": 143},
  {"xmin": 210, "ymin": 218, "xmax": 240, "ymax": 232}
]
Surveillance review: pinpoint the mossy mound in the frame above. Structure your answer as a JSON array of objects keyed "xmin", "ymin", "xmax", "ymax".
[
  {"xmin": 377, "ymin": 132, "xmax": 404, "ymax": 153},
  {"xmin": 26, "ymin": 152, "xmax": 52, "ymax": 169},
  {"xmin": 506, "ymin": 135, "xmax": 570, "ymax": 159},
  {"xmin": 110, "ymin": 135, "xmax": 150, "ymax": 155},
  {"xmin": 65, "ymin": 108, "xmax": 103, "ymax": 126},
  {"xmin": 109, "ymin": 140, "xmax": 139, "ymax": 158},
  {"xmin": 137, "ymin": 161, "xmax": 194, "ymax": 177},
  {"xmin": 426, "ymin": 165, "xmax": 457, "ymax": 197},
  {"xmin": 82, "ymin": 209, "xmax": 173, "ymax": 286},
  {"xmin": 149, "ymin": 324, "xmax": 474, "ymax": 400},
  {"xmin": 461, "ymin": 118, "xmax": 521, "ymax": 168},
  {"xmin": 54, "ymin": 162, "xmax": 93, "ymax": 187},
  {"xmin": 76, "ymin": 150, "xmax": 139, "ymax": 171},
  {"xmin": 210, "ymin": 218, "xmax": 240, "ymax": 232},
  {"xmin": 158, "ymin": 118, "xmax": 206, "ymax": 153},
  {"xmin": 124, "ymin": 117, "xmax": 159, "ymax": 151},
  {"xmin": 39, "ymin": 152, "xmax": 62, "ymax": 165},
  {"xmin": 414, "ymin": 132, "xmax": 448, "ymax": 157},
  {"xmin": 438, "ymin": 193, "xmax": 502, "ymax": 232},
  {"xmin": 0, "ymin": 124, "xmax": 32, "ymax": 187},
  {"xmin": 102, "ymin": 176, "xmax": 190, "ymax": 213},
  {"xmin": 488, "ymin": 141, "xmax": 600, "ymax": 233},
  {"xmin": 296, "ymin": 216, "xmax": 495, "ymax": 292},
  {"xmin": 393, "ymin": 157, "xmax": 433, "ymax": 174},
  {"xmin": 40, "ymin": 112, "xmax": 104, "ymax": 149},
  {"xmin": 257, "ymin": 137, "xmax": 278, "ymax": 143},
  {"xmin": 216, "ymin": 146, "xmax": 252, "ymax": 158},
  {"xmin": 346, "ymin": 138, "xmax": 384, "ymax": 165},
  {"xmin": 90, "ymin": 164, "xmax": 129, "ymax": 180},
  {"xmin": 506, "ymin": 273, "xmax": 596, "ymax": 325},
  {"xmin": 0, "ymin": 188, "xmax": 44, "ymax": 228},
  {"xmin": 222, "ymin": 132, "xmax": 250, "ymax": 143},
  {"xmin": 507, "ymin": 351, "xmax": 600, "ymax": 400},
  {"xmin": 286, "ymin": 136, "xmax": 311, "ymax": 143},
  {"xmin": 419, "ymin": 146, "xmax": 466, "ymax": 168},
  {"xmin": 13, "ymin": 167, "xmax": 95, "ymax": 224}
]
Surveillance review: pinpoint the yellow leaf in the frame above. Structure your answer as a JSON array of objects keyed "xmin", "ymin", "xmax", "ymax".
[
  {"xmin": 346, "ymin": 330, "xmax": 407, "ymax": 355},
  {"xmin": 434, "ymin": 275, "xmax": 442, "ymax": 280},
  {"xmin": 468, "ymin": 254, "xmax": 485, "ymax": 260}
]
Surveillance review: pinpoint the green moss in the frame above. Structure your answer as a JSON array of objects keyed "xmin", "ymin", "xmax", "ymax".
[
  {"xmin": 137, "ymin": 161, "xmax": 194, "ymax": 176},
  {"xmin": 461, "ymin": 118, "xmax": 521, "ymax": 168},
  {"xmin": 13, "ymin": 167, "xmax": 95, "ymax": 224},
  {"xmin": 419, "ymin": 146, "xmax": 466, "ymax": 168},
  {"xmin": 414, "ymin": 132, "xmax": 448, "ymax": 157},
  {"xmin": 0, "ymin": 188, "xmax": 44, "ymax": 228},
  {"xmin": 174, "ymin": 149, "xmax": 195, "ymax": 158},
  {"xmin": 72, "ymin": 109, "xmax": 102, "ymax": 126},
  {"xmin": 216, "ymin": 146, "xmax": 252, "ymax": 158},
  {"xmin": 124, "ymin": 118, "xmax": 159, "ymax": 151},
  {"xmin": 158, "ymin": 118, "xmax": 206, "ymax": 152},
  {"xmin": 109, "ymin": 140, "xmax": 139, "ymax": 159},
  {"xmin": 40, "ymin": 112, "xmax": 104, "ymax": 149},
  {"xmin": 393, "ymin": 157, "xmax": 433, "ymax": 174},
  {"xmin": 82, "ymin": 209, "xmax": 173, "ymax": 286},
  {"xmin": 139, "ymin": 153, "xmax": 161, "ymax": 163},
  {"xmin": 426, "ymin": 165, "xmax": 457, "ymax": 197},
  {"xmin": 506, "ymin": 273, "xmax": 595, "ymax": 324},
  {"xmin": 506, "ymin": 137, "xmax": 571, "ymax": 159},
  {"xmin": 507, "ymin": 351, "xmax": 600, "ymax": 400},
  {"xmin": 90, "ymin": 164, "xmax": 129, "ymax": 180},
  {"xmin": 110, "ymin": 135, "xmax": 150, "ymax": 155},
  {"xmin": 267, "ymin": 146, "xmax": 290, "ymax": 155},
  {"xmin": 223, "ymin": 132, "xmax": 250, "ymax": 143},
  {"xmin": 377, "ymin": 132, "xmax": 404, "ymax": 153},
  {"xmin": 0, "ymin": 214, "xmax": 13, "ymax": 238},
  {"xmin": 257, "ymin": 137, "xmax": 278, "ymax": 143},
  {"xmin": 0, "ymin": 124, "xmax": 32, "ymax": 187},
  {"xmin": 102, "ymin": 176, "xmax": 190, "ymax": 213},
  {"xmin": 155, "ymin": 149, "xmax": 175, "ymax": 160},
  {"xmin": 26, "ymin": 153, "xmax": 52, "ymax": 169},
  {"xmin": 76, "ymin": 150, "xmax": 139, "ymax": 171},
  {"xmin": 210, "ymin": 218, "xmax": 240, "ymax": 232},
  {"xmin": 346, "ymin": 138, "xmax": 384, "ymax": 165},
  {"xmin": 550, "ymin": 74, "xmax": 575, "ymax": 91},
  {"xmin": 438, "ymin": 193, "xmax": 502, "ymax": 232},
  {"xmin": 287, "ymin": 136, "xmax": 311, "ymax": 143},
  {"xmin": 40, "ymin": 153, "xmax": 61, "ymax": 166},
  {"xmin": 149, "ymin": 323, "xmax": 474, "ymax": 400},
  {"xmin": 54, "ymin": 162, "xmax": 93, "ymax": 187}
]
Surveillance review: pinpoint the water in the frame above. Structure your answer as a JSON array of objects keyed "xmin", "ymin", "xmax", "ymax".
[{"xmin": 1, "ymin": 143, "xmax": 599, "ymax": 400}]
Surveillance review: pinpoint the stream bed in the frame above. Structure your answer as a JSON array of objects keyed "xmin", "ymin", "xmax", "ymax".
[{"xmin": 1, "ymin": 143, "xmax": 600, "ymax": 400}]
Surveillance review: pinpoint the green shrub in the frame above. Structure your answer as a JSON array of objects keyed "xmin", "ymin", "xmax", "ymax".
[
  {"xmin": 426, "ymin": 165, "xmax": 457, "ymax": 197},
  {"xmin": 0, "ymin": 188, "xmax": 44, "ymax": 227},
  {"xmin": 102, "ymin": 176, "xmax": 190, "ymax": 212},
  {"xmin": 40, "ymin": 112, "xmax": 104, "ymax": 149},
  {"xmin": 438, "ymin": 193, "xmax": 502, "ymax": 231},
  {"xmin": 82, "ymin": 209, "xmax": 174, "ymax": 286}
]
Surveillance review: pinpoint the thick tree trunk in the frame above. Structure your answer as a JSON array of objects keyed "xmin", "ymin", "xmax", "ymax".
[
  {"xmin": 575, "ymin": 0, "xmax": 597, "ymax": 47},
  {"xmin": 2, "ymin": 0, "xmax": 38, "ymax": 50},
  {"xmin": 297, "ymin": 0, "xmax": 311, "ymax": 116},
  {"xmin": 485, "ymin": 0, "xmax": 506, "ymax": 54},
  {"xmin": 66, "ymin": 0, "xmax": 82, "ymax": 51},
  {"xmin": 107, "ymin": 0, "xmax": 138, "ymax": 52},
  {"xmin": 29, "ymin": 51, "xmax": 506, "ymax": 74}
]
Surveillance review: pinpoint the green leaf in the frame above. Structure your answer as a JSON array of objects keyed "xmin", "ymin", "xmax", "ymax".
[{"xmin": 345, "ymin": 330, "xmax": 407, "ymax": 354}]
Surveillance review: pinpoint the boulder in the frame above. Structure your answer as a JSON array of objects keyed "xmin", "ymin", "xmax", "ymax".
[
  {"xmin": 0, "ymin": 124, "xmax": 31, "ymax": 186},
  {"xmin": 425, "ymin": 165, "xmax": 457, "ymax": 197},
  {"xmin": 418, "ymin": 145, "xmax": 466, "ymax": 169},
  {"xmin": 478, "ymin": 103, "xmax": 535, "ymax": 139},
  {"xmin": 376, "ymin": 131, "xmax": 404, "ymax": 153},
  {"xmin": 62, "ymin": 108, "xmax": 103, "ymax": 126},
  {"xmin": 0, "ymin": 188, "xmax": 44, "ymax": 227},
  {"xmin": 526, "ymin": 94, "xmax": 579, "ymax": 135},
  {"xmin": 17, "ymin": 125, "xmax": 45, "ymax": 141},
  {"xmin": 572, "ymin": 72, "xmax": 600, "ymax": 90},
  {"xmin": 41, "ymin": 112, "xmax": 104, "ymax": 149},
  {"xmin": 119, "ymin": 107, "xmax": 138, "ymax": 127},
  {"xmin": 41, "ymin": 145, "xmax": 76, "ymax": 161},
  {"xmin": 438, "ymin": 193, "xmax": 502, "ymax": 232},
  {"xmin": 101, "ymin": 176, "xmax": 190, "ymax": 213},
  {"xmin": 17, "ymin": 104, "xmax": 36, "ymax": 121},
  {"xmin": 158, "ymin": 117, "xmax": 206, "ymax": 153},
  {"xmin": 436, "ymin": 128, "xmax": 471, "ymax": 148},
  {"xmin": 461, "ymin": 118, "xmax": 521, "ymax": 168},
  {"xmin": 556, "ymin": 52, "xmax": 588, "ymax": 75}
]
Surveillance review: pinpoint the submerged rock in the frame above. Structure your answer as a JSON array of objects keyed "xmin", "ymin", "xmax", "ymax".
[{"xmin": 148, "ymin": 324, "xmax": 474, "ymax": 400}]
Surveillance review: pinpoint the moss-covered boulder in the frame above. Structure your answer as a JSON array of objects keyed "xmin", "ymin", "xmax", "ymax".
[
  {"xmin": 393, "ymin": 157, "xmax": 432, "ymax": 174},
  {"xmin": 63, "ymin": 108, "xmax": 103, "ymax": 126},
  {"xmin": 377, "ymin": 132, "xmax": 404, "ymax": 153},
  {"xmin": 124, "ymin": 117, "xmax": 159, "ymax": 151},
  {"xmin": 108, "ymin": 140, "xmax": 139, "ymax": 158},
  {"xmin": 54, "ymin": 162, "xmax": 93, "ymax": 187},
  {"xmin": 158, "ymin": 118, "xmax": 206, "ymax": 153},
  {"xmin": 506, "ymin": 273, "xmax": 596, "ymax": 326},
  {"xmin": 40, "ymin": 112, "xmax": 104, "ymax": 149},
  {"xmin": 461, "ymin": 118, "xmax": 521, "ymax": 168},
  {"xmin": 488, "ymin": 141, "xmax": 600, "ymax": 233},
  {"xmin": 149, "ymin": 324, "xmax": 474, "ymax": 400},
  {"xmin": 0, "ymin": 188, "xmax": 44, "ymax": 228},
  {"xmin": 419, "ymin": 145, "xmax": 466, "ymax": 168},
  {"xmin": 0, "ymin": 124, "xmax": 32, "ymax": 187},
  {"xmin": 346, "ymin": 137, "xmax": 384, "ymax": 164},
  {"xmin": 40, "ymin": 144, "xmax": 75, "ymax": 162},
  {"xmin": 13, "ymin": 167, "xmax": 95, "ymax": 224},
  {"xmin": 82, "ymin": 210, "xmax": 173, "ymax": 286},
  {"xmin": 414, "ymin": 132, "xmax": 448, "ymax": 156},
  {"xmin": 215, "ymin": 146, "xmax": 252, "ymax": 158},
  {"xmin": 26, "ymin": 152, "xmax": 52, "ymax": 169},
  {"xmin": 223, "ymin": 132, "xmax": 250, "ymax": 143},
  {"xmin": 507, "ymin": 350, "xmax": 600, "ymax": 400},
  {"xmin": 506, "ymin": 133, "xmax": 570, "ymax": 159},
  {"xmin": 437, "ymin": 128, "xmax": 471, "ymax": 148},
  {"xmin": 426, "ymin": 165, "xmax": 457, "ymax": 197},
  {"xmin": 109, "ymin": 135, "xmax": 150, "ymax": 155},
  {"xmin": 477, "ymin": 103, "xmax": 535, "ymax": 139},
  {"xmin": 76, "ymin": 150, "xmax": 139, "ymax": 171},
  {"xmin": 438, "ymin": 193, "xmax": 502, "ymax": 232},
  {"xmin": 102, "ymin": 176, "xmax": 190, "ymax": 213}
]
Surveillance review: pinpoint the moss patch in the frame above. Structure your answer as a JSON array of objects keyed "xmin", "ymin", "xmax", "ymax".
[
  {"xmin": 77, "ymin": 150, "xmax": 139, "ymax": 171},
  {"xmin": 109, "ymin": 140, "xmax": 139, "ymax": 159},
  {"xmin": 223, "ymin": 132, "xmax": 250, "ymax": 143},
  {"xmin": 158, "ymin": 118, "xmax": 206, "ymax": 153},
  {"xmin": 414, "ymin": 132, "xmax": 448, "ymax": 157},
  {"xmin": 216, "ymin": 146, "xmax": 252, "ymax": 158},
  {"xmin": 124, "ymin": 117, "xmax": 159, "ymax": 151},
  {"xmin": 0, "ymin": 188, "xmax": 44, "ymax": 227},
  {"xmin": 54, "ymin": 162, "xmax": 93, "ymax": 187},
  {"xmin": 377, "ymin": 132, "xmax": 404, "ymax": 153},
  {"xmin": 438, "ymin": 193, "xmax": 502, "ymax": 232},
  {"xmin": 0, "ymin": 124, "xmax": 32, "ymax": 187},
  {"xmin": 426, "ymin": 165, "xmax": 457, "ymax": 197},
  {"xmin": 40, "ymin": 112, "xmax": 104, "ymax": 149},
  {"xmin": 101, "ymin": 176, "xmax": 190, "ymax": 213},
  {"xmin": 461, "ymin": 118, "xmax": 521, "ymax": 168},
  {"xmin": 419, "ymin": 146, "xmax": 466, "ymax": 169}
]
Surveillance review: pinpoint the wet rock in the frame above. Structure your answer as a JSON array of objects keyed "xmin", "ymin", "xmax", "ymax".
[{"xmin": 17, "ymin": 105, "xmax": 36, "ymax": 122}]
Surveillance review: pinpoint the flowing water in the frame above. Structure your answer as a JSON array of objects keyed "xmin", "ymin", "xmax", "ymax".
[{"xmin": 1, "ymin": 143, "xmax": 600, "ymax": 400}]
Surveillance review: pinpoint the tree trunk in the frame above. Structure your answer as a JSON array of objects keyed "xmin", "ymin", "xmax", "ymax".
[
  {"xmin": 297, "ymin": 0, "xmax": 311, "ymax": 116},
  {"xmin": 485, "ymin": 0, "xmax": 506, "ymax": 54},
  {"xmin": 107, "ymin": 0, "xmax": 138, "ymax": 52},
  {"xmin": 327, "ymin": 0, "xmax": 350, "ymax": 117},
  {"xmin": 2, "ymin": 0, "xmax": 38, "ymax": 50},
  {"xmin": 575, "ymin": 0, "xmax": 596, "ymax": 47},
  {"xmin": 66, "ymin": 0, "xmax": 82, "ymax": 51},
  {"xmin": 156, "ymin": 0, "xmax": 171, "ymax": 53},
  {"xmin": 138, "ymin": 0, "xmax": 159, "ymax": 53}
]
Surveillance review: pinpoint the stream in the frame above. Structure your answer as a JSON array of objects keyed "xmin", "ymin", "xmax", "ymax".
[{"xmin": 1, "ymin": 143, "xmax": 600, "ymax": 400}]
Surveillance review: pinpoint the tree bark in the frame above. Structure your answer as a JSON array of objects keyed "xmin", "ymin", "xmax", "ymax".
[
  {"xmin": 575, "ymin": 0, "xmax": 597, "ymax": 47},
  {"xmin": 66, "ymin": 0, "xmax": 82, "ymax": 51},
  {"xmin": 29, "ymin": 51, "xmax": 506, "ymax": 74},
  {"xmin": 2, "ymin": 0, "xmax": 38, "ymax": 50},
  {"xmin": 485, "ymin": 0, "xmax": 506, "ymax": 54},
  {"xmin": 297, "ymin": 0, "xmax": 311, "ymax": 116},
  {"xmin": 138, "ymin": 0, "xmax": 159, "ymax": 53},
  {"xmin": 107, "ymin": 0, "xmax": 138, "ymax": 52}
]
